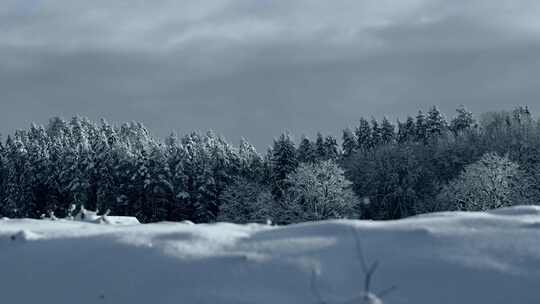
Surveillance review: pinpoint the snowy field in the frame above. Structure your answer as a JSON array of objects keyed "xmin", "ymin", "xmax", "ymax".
[{"xmin": 2, "ymin": 206, "xmax": 540, "ymax": 304}]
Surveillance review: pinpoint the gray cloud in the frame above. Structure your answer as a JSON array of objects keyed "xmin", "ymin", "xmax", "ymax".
[{"xmin": 2, "ymin": 0, "xmax": 540, "ymax": 148}]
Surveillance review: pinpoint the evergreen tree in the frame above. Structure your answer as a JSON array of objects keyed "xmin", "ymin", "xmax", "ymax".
[
  {"xmin": 2, "ymin": 135, "xmax": 33, "ymax": 217},
  {"xmin": 47, "ymin": 117, "xmax": 70, "ymax": 143},
  {"xmin": 218, "ymin": 177, "xmax": 273, "ymax": 224},
  {"xmin": 0, "ymin": 134, "xmax": 5, "ymax": 215},
  {"xmin": 164, "ymin": 133, "xmax": 190, "ymax": 221},
  {"xmin": 450, "ymin": 105, "xmax": 475, "ymax": 134},
  {"xmin": 342, "ymin": 128, "xmax": 357, "ymax": 158},
  {"xmin": 397, "ymin": 116, "xmax": 416, "ymax": 143},
  {"xmin": 270, "ymin": 133, "xmax": 298, "ymax": 199},
  {"xmin": 370, "ymin": 118, "xmax": 382, "ymax": 148},
  {"xmin": 415, "ymin": 111, "xmax": 428, "ymax": 142},
  {"xmin": 315, "ymin": 132, "xmax": 326, "ymax": 160},
  {"xmin": 238, "ymin": 138, "xmax": 264, "ymax": 181},
  {"xmin": 323, "ymin": 135, "xmax": 339, "ymax": 160},
  {"xmin": 426, "ymin": 106, "xmax": 448, "ymax": 137},
  {"xmin": 144, "ymin": 144, "xmax": 172, "ymax": 222},
  {"xmin": 380, "ymin": 117, "xmax": 395, "ymax": 145},
  {"xmin": 297, "ymin": 136, "xmax": 316, "ymax": 163},
  {"xmin": 355, "ymin": 118, "xmax": 372, "ymax": 150}
]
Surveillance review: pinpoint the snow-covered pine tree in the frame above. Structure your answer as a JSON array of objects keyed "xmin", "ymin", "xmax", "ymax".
[
  {"xmin": 25, "ymin": 124, "xmax": 52, "ymax": 217},
  {"xmin": 297, "ymin": 136, "xmax": 317, "ymax": 163},
  {"xmin": 238, "ymin": 138, "xmax": 264, "ymax": 181},
  {"xmin": 144, "ymin": 143, "xmax": 172, "ymax": 222},
  {"xmin": 342, "ymin": 128, "xmax": 357, "ymax": 158},
  {"xmin": 0, "ymin": 134, "xmax": 5, "ymax": 216},
  {"xmin": 323, "ymin": 135, "xmax": 339, "ymax": 160},
  {"xmin": 270, "ymin": 133, "xmax": 298, "ymax": 199},
  {"xmin": 426, "ymin": 106, "xmax": 448, "ymax": 138},
  {"xmin": 380, "ymin": 117, "xmax": 395, "ymax": 145},
  {"xmin": 315, "ymin": 132, "xmax": 326, "ymax": 161},
  {"xmin": 217, "ymin": 177, "xmax": 273, "ymax": 224},
  {"xmin": 397, "ymin": 116, "xmax": 416, "ymax": 143},
  {"xmin": 69, "ymin": 116, "xmax": 90, "ymax": 150},
  {"xmin": 370, "ymin": 118, "xmax": 382, "ymax": 148},
  {"xmin": 2, "ymin": 135, "xmax": 33, "ymax": 217},
  {"xmin": 164, "ymin": 133, "xmax": 189, "ymax": 219},
  {"xmin": 450, "ymin": 105, "xmax": 476, "ymax": 134},
  {"xmin": 46, "ymin": 117, "xmax": 71, "ymax": 143},
  {"xmin": 415, "ymin": 110, "xmax": 428, "ymax": 142},
  {"xmin": 355, "ymin": 117, "xmax": 372, "ymax": 151}
]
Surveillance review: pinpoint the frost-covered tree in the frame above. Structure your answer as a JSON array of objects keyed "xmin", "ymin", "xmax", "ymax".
[
  {"xmin": 273, "ymin": 160, "xmax": 358, "ymax": 223},
  {"xmin": 436, "ymin": 153, "xmax": 521, "ymax": 211}
]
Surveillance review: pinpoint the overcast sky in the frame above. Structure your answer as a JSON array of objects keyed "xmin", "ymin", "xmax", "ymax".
[{"xmin": 2, "ymin": 1, "xmax": 540, "ymax": 149}]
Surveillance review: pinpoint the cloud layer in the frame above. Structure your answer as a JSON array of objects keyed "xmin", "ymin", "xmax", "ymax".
[{"xmin": 2, "ymin": 0, "xmax": 540, "ymax": 148}]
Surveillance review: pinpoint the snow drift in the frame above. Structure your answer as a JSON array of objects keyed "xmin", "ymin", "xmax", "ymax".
[{"xmin": 1, "ymin": 206, "xmax": 540, "ymax": 304}]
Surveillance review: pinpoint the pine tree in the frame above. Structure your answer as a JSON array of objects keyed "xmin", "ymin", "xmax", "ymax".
[
  {"xmin": 94, "ymin": 130, "xmax": 129, "ymax": 217},
  {"xmin": 2, "ymin": 135, "xmax": 33, "ymax": 217},
  {"xmin": 0, "ymin": 134, "xmax": 5, "ymax": 216},
  {"xmin": 238, "ymin": 138, "xmax": 264, "ymax": 181},
  {"xmin": 324, "ymin": 135, "xmax": 339, "ymax": 160},
  {"xmin": 217, "ymin": 177, "xmax": 273, "ymax": 223},
  {"xmin": 397, "ymin": 116, "xmax": 416, "ymax": 143},
  {"xmin": 165, "ymin": 133, "xmax": 190, "ymax": 221},
  {"xmin": 355, "ymin": 118, "xmax": 372, "ymax": 150},
  {"xmin": 450, "ymin": 105, "xmax": 475, "ymax": 134},
  {"xmin": 315, "ymin": 132, "xmax": 326, "ymax": 160},
  {"xmin": 380, "ymin": 117, "xmax": 395, "ymax": 145},
  {"xmin": 370, "ymin": 118, "xmax": 382, "ymax": 148},
  {"xmin": 144, "ymin": 144, "xmax": 172, "ymax": 222},
  {"xmin": 415, "ymin": 111, "xmax": 428, "ymax": 142},
  {"xmin": 47, "ymin": 117, "xmax": 70, "ymax": 143},
  {"xmin": 25, "ymin": 124, "xmax": 52, "ymax": 217},
  {"xmin": 270, "ymin": 133, "xmax": 298, "ymax": 199},
  {"xmin": 426, "ymin": 106, "xmax": 448, "ymax": 137},
  {"xmin": 70, "ymin": 116, "xmax": 90, "ymax": 149},
  {"xmin": 342, "ymin": 128, "xmax": 357, "ymax": 158},
  {"xmin": 297, "ymin": 136, "xmax": 317, "ymax": 163}
]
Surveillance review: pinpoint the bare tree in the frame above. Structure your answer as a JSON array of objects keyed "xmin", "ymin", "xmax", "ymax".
[{"xmin": 309, "ymin": 228, "xmax": 395, "ymax": 304}]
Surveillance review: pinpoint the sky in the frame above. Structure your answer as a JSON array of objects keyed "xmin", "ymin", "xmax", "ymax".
[{"xmin": 2, "ymin": 0, "xmax": 540, "ymax": 149}]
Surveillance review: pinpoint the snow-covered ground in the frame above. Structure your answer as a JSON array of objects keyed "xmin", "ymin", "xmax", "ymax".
[{"xmin": 2, "ymin": 206, "xmax": 540, "ymax": 304}]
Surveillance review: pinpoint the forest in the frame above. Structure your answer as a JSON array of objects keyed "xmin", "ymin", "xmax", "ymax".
[{"xmin": 0, "ymin": 105, "xmax": 538, "ymax": 223}]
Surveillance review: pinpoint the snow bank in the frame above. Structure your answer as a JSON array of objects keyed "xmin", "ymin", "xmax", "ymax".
[
  {"xmin": 1, "ymin": 206, "xmax": 540, "ymax": 304},
  {"xmin": 8, "ymin": 229, "xmax": 44, "ymax": 241}
]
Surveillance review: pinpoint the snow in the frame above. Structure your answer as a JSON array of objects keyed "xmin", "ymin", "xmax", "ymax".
[
  {"xmin": 104, "ymin": 216, "xmax": 141, "ymax": 225},
  {"xmin": 1, "ymin": 206, "xmax": 540, "ymax": 304}
]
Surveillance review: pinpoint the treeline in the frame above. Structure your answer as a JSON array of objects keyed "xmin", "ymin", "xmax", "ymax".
[{"xmin": 0, "ymin": 106, "xmax": 538, "ymax": 223}]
